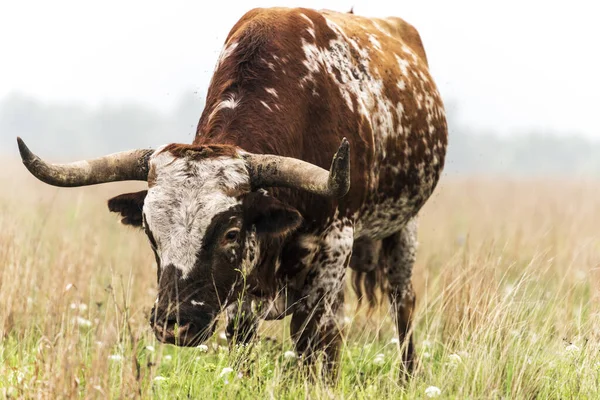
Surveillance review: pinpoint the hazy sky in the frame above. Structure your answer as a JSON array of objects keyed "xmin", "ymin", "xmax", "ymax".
[{"xmin": 2, "ymin": 0, "xmax": 599, "ymax": 138}]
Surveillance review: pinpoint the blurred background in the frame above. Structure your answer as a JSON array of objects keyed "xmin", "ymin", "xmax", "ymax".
[{"xmin": 1, "ymin": 0, "xmax": 599, "ymax": 175}]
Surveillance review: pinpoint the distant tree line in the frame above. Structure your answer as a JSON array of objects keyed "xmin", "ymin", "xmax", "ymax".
[
  {"xmin": 0, "ymin": 92, "xmax": 202, "ymax": 159},
  {"xmin": 1, "ymin": 93, "xmax": 599, "ymax": 177}
]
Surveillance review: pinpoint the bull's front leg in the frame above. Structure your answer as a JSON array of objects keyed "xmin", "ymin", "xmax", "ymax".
[
  {"xmin": 225, "ymin": 291, "xmax": 297, "ymax": 345},
  {"xmin": 290, "ymin": 219, "xmax": 354, "ymax": 376},
  {"xmin": 225, "ymin": 297, "xmax": 259, "ymax": 345}
]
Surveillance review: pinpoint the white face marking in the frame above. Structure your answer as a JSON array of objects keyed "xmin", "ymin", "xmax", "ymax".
[
  {"xmin": 306, "ymin": 27, "xmax": 316, "ymax": 39},
  {"xmin": 143, "ymin": 151, "xmax": 250, "ymax": 278}
]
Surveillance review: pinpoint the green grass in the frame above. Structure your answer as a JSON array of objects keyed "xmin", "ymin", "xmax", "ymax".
[{"xmin": 2, "ymin": 163, "xmax": 600, "ymax": 398}]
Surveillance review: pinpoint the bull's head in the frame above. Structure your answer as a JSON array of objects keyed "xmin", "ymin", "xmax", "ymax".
[{"xmin": 16, "ymin": 137, "xmax": 350, "ymax": 346}]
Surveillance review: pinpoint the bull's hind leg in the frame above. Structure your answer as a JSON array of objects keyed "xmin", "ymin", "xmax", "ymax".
[
  {"xmin": 290, "ymin": 219, "xmax": 354, "ymax": 376},
  {"xmin": 382, "ymin": 217, "xmax": 419, "ymax": 377}
]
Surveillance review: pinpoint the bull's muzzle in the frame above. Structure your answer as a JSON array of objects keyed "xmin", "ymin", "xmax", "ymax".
[{"xmin": 150, "ymin": 310, "xmax": 215, "ymax": 347}]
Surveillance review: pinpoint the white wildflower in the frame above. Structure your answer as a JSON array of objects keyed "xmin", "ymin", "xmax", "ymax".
[
  {"xmin": 70, "ymin": 302, "xmax": 88, "ymax": 312},
  {"xmin": 145, "ymin": 345, "xmax": 155, "ymax": 352},
  {"xmin": 422, "ymin": 352, "xmax": 432, "ymax": 359},
  {"xmin": 344, "ymin": 316, "xmax": 352, "ymax": 325},
  {"xmin": 421, "ymin": 339, "xmax": 432, "ymax": 349},
  {"xmin": 455, "ymin": 234, "xmax": 466, "ymax": 245},
  {"xmin": 283, "ymin": 350, "xmax": 297, "ymax": 360},
  {"xmin": 219, "ymin": 366, "xmax": 234, "ymax": 384},
  {"xmin": 448, "ymin": 353, "xmax": 462, "ymax": 364},
  {"xmin": 529, "ymin": 333, "xmax": 539, "ymax": 344},
  {"xmin": 565, "ymin": 344, "xmax": 580, "ymax": 353},
  {"xmin": 65, "ymin": 283, "xmax": 75, "ymax": 292},
  {"xmin": 14, "ymin": 371, "xmax": 25, "ymax": 384},
  {"xmin": 75, "ymin": 317, "xmax": 92, "ymax": 328},
  {"xmin": 219, "ymin": 331, "xmax": 227, "ymax": 340},
  {"xmin": 365, "ymin": 384, "xmax": 377, "ymax": 395},
  {"xmin": 108, "ymin": 354, "xmax": 123, "ymax": 361},
  {"xmin": 163, "ymin": 355, "xmax": 172, "ymax": 362},
  {"xmin": 95, "ymin": 341, "xmax": 104, "ymax": 347},
  {"xmin": 425, "ymin": 386, "xmax": 441, "ymax": 398},
  {"xmin": 197, "ymin": 344, "xmax": 209, "ymax": 352},
  {"xmin": 390, "ymin": 337, "xmax": 400, "ymax": 345},
  {"xmin": 153, "ymin": 376, "xmax": 167, "ymax": 382},
  {"xmin": 373, "ymin": 354, "xmax": 385, "ymax": 366}
]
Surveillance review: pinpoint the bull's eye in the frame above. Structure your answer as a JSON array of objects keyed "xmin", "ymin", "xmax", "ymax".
[{"xmin": 224, "ymin": 229, "xmax": 240, "ymax": 242}]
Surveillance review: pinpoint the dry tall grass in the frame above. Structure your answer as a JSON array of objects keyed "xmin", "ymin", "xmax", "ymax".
[{"xmin": 2, "ymin": 159, "xmax": 600, "ymax": 398}]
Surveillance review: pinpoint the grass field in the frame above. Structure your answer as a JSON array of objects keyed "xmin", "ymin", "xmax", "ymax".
[{"xmin": 2, "ymin": 160, "xmax": 600, "ymax": 399}]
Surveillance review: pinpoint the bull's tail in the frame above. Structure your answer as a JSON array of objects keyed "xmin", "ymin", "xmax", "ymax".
[{"xmin": 350, "ymin": 267, "xmax": 388, "ymax": 313}]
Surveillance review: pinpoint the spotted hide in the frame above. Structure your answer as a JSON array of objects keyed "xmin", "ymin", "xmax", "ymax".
[
  {"xmin": 197, "ymin": 7, "xmax": 447, "ymax": 375},
  {"xmin": 17, "ymin": 6, "xmax": 447, "ymax": 379}
]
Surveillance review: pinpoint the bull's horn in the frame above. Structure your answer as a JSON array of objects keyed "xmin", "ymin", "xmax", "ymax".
[
  {"xmin": 16, "ymin": 137, "xmax": 154, "ymax": 187},
  {"xmin": 244, "ymin": 137, "xmax": 350, "ymax": 198}
]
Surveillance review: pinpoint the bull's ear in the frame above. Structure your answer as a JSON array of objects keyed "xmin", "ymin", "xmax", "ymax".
[
  {"xmin": 107, "ymin": 190, "xmax": 147, "ymax": 227},
  {"xmin": 243, "ymin": 191, "xmax": 302, "ymax": 237}
]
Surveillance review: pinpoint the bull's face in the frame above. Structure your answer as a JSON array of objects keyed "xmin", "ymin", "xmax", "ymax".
[
  {"xmin": 16, "ymin": 137, "xmax": 350, "ymax": 347},
  {"xmin": 108, "ymin": 146, "xmax": 302, "ymax": 346}
]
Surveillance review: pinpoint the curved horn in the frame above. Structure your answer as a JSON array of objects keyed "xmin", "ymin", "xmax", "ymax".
[
  {"xmin": 16, "ymin": 137, "xmax": 154, "ymax": 187},
  {"xmin": 244, "ymin": 138, "xmax": 350, "ymax": 198}
]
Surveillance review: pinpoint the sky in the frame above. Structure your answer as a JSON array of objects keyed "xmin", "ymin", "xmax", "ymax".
[{"xmin": 1, "ymin": 0, "xmax": 599, "ymax": 138}]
